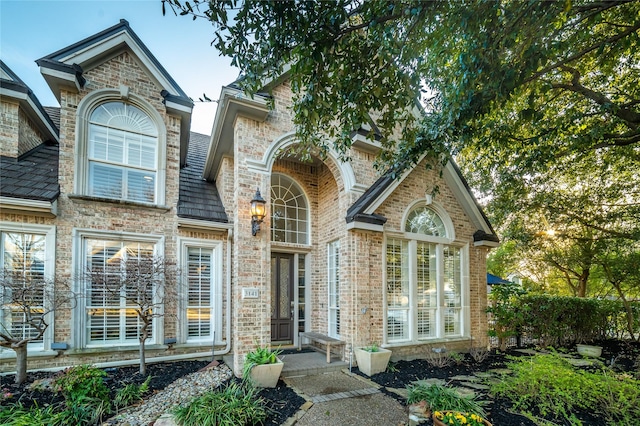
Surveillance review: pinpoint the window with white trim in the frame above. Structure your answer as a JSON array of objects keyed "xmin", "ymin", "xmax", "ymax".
[
  {"xmin": 180, "ymin": 239, "xmax": 223, "ymax": 344},
  {"xmin": 386, "ymin": 206, "xmax": 465, "ymax": 343},
  {"xmin": 88, "ymin": 102, "xmax": 158, "ymax": 203},
  {"xmin": 328, "ymin": 240, "xmax": 340, "ymax": 338},
  {"xmin": 271, "ymin": 174, "xmax": 309, "ymax": 244},
  {"xmin": 81, "ymin": 237, "xmax": 160, "ymax": 347},
  {"xmin": 0, "ymin": 223, "xmax": 55, "ymax": 354}
]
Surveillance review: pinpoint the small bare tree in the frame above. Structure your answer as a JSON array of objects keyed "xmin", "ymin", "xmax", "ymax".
[
  {"xmin": 84, "ymin": 254, "xmax": 177, "ymax": 375},
  {"xmin": 0, "ymin": 270, "xmax": 73, "ymax": 384}
]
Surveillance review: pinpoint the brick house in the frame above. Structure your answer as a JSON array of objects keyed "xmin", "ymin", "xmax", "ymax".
[{"xmin": 0, "ymin": 20, "xmax": 498, "ymax": 376}]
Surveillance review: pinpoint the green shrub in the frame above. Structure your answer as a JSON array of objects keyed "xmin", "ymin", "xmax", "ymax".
[
  {"xmin": 406, "ymin": 382, "xmax": 486, "ymax": 418},
  {"xmin": 115, "ymin": 375, "xmax": 152, "ymax": 409},
  {"xmin": 54, "ymin": 364, "xmax": 110, "ymax": 404},
  {"xmin": 491, "ymin": 353, "xmax": 640, "ymax": 425},
  {"xmin": 488, "ymin": 292, "xmax": 640, "ymax": 347},
  {"xmin": 173, "ymin": 382, "xmax": 267, "ymax": 426}
]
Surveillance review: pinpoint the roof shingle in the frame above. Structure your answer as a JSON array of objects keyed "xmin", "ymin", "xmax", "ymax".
[{"xmin": 177, "ymin": 132, "xmax": 228, "ymax": 223}]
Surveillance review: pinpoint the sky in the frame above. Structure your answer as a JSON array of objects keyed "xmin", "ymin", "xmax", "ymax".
[{"xmin": 0, "ymin": 0, "xmax": 239, "ymax": 135}]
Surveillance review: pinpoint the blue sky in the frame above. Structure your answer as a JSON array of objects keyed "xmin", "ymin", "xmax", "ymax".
[{"xmin": 0, "ymin": 0, "xmax": 239, "ymax": 134}]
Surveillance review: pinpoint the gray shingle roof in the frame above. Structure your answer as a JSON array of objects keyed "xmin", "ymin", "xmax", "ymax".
[
  {"xmin": 43, "ymin": 107, "xmax": 61, "ymax": 129},
  {"xmin": 177, "ymin": 132, "xmax": 228, "ymax": 222},
  {"xmin": 0, "ymin": 145, "xmax": 60, "ymax": 202}
]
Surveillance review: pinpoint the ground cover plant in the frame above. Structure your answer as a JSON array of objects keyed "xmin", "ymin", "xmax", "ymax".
[
  {"xmin": 491, "ymin": 352, "xmax": 640, "ymax": 425},
  {"xmin": 172, "ymin": 381, "xmax": 267, "ymax": 426}
]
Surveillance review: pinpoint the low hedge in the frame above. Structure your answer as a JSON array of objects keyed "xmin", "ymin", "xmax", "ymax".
[{"xmin": 488, "ymin": 289, "xmax": 640, "ymax": 346}]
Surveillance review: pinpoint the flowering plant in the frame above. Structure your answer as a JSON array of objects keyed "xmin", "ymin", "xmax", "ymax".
[{"xmin": 433, "ymin": 410, "xmax": 486, "ymax": 426}]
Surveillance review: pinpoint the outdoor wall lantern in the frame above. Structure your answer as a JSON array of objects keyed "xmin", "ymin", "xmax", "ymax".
[{"xmin": 250, "ymin": 188, "xmax": 267, "ymax": 236}]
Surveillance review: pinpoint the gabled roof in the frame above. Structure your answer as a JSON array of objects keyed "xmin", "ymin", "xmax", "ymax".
[
  {"xmin": 346, "ymin": 159, "xmax": 499, "ymax": 247},
  {"xmin": 203, "ymin": 84, "xmax": 270, "ymax": 181},
  {"xmin": 178, "ymin": 132, "xmax": 228, "ymax": 223},
  {"xmin": 36, "ymin": 19, "xmax": 193, "ymax": 167},
  {"xmin": 0, "ymin": 60, "xmax": 59, "ymax": 145}
]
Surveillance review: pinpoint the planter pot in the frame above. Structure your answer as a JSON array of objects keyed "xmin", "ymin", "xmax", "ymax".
[
  {"xmin": 576, "ymin": 344, "xmax": 602, "ymax": 358},
  {"xmin": 433, "ymin": 411, "xmax": 492, "ymax": 426},
  {"xmin": 354, "ymin": 347, "xmax": 392, "ymax": 376},
  {"xmin": 248, "ymin": 359, "xmax": 284, "ymax": 388}
]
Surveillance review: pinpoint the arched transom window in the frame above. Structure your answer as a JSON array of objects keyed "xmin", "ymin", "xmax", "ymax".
[
  {"xmin": 270, "ymin": 174, "xmax": 308, "ymax": 244},
  {"xmin": 88, "ymin": 102, "xmax": 158, "ymax": 203},
  {"xmin": 405, "ymin": 207, "xmax": 447, "ymax": 237}
]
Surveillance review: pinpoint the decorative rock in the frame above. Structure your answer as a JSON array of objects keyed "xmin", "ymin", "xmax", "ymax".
[
  {"xmin": 450, "ymin": 375, "xmax": 480, "ymax": 382},
  {"xmin": 412, "ymin": 378, "xmax": 446, "ymax": 387},
  {"xmin": 105, "ymin": 364, "xmax": 233, "ymax": 426}
]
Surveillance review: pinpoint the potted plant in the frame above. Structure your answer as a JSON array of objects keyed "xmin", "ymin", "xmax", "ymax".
[
  {"xmin": 242, "ymin": 343, "xmax": 283, "ymax": 388},
  {"xmin": 354, "ymin": 343, "xmax": 392, "ymax": 376},
  {"xmin": 576, "ymin": 343, "xmax": 602, "ymax": 357}
]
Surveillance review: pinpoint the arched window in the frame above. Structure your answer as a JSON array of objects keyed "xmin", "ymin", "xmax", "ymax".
[
  {"xmin": 386, "ymin": 204, "xmax": 466, "ymax": 344},
  {"xmin": 405, "ymin": 206, "xmax": 447, "ymax": 237},
  {"xmin": 270, "ymin": 174, "xmax": 308, "ymax": 244},
  {"xmin": 88, "ymin": 102, "xmax": 158, "ymax": 203}
]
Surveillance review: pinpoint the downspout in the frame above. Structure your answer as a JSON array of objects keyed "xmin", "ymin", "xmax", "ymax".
[{"xmin": 214, "ymin": 228, "xmax": 232, "ymax": 355}]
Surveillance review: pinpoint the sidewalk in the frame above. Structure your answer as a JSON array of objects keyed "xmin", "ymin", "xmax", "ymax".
[{"xmin": 283, "ymin": 370, "xmax": 408, "ymax": 426}]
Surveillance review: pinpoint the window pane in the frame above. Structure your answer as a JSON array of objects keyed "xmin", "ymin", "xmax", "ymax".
[
  {"xmin": 1, "ymin": 232, "xmax": 47, "ymax": 346},
  {"xmin": 387, "ymin": 309, "xmax": 408, "ymax": 341},
  {"xmin": 416, "ymin": 242, "xmax": 437, "ymax": 338},
  {"xmin": 126, "ymin": 170, "xmax": 155, "ymax": 203},
  {"xmin": 88, "ymin": 102, "xmax": 157, "ymax": 203},
  {"xmin": 328, "ymin": 241, "xmax": 340, "ymax": 338},
  {"xmin": 270, "ymin": 175, "xmax": 308, "ymax": 244},
  {"xmin": 186, "ymin": 247, "xmax": 214, "ymax": 340},
  {"xmin": 90, "ymin": 163, "xmax": 123, "ymax": 199},
  {"xmin": 405, "ymin": 207, "xmax": 447, "ymax": 237},
  {"xmin": 443, "ymin": 246, "xmax": 462, "ymax": 337},
  {"xmin": 386, "ymin": 239, "xmax": 409, "ymax": 308},
  {"xmin": 85, "ymin": 239, "xmax": 155, "ymax": 346}
]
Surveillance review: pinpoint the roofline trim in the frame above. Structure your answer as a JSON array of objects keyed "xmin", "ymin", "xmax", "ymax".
[
  {"xmin": 0, "ymin": 87, "xmax": 60, "ymax": 143},
  {"xmin": 177, "ymin": 217, "xmax": 233, "ymax": 231},
  {"xmin": 204, "ymin": 85, "xmax": 270, "ymax": 180},
  {"xmin": 0, "ymin": 196, "xmax": 57, "ymax": 217}
]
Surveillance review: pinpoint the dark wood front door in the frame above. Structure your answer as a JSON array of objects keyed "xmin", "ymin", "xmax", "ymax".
[{"xmin": 271, "ymin": 252, "xmax": 294, "ymax": 343}]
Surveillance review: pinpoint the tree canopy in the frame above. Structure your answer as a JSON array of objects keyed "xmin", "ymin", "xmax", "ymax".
[
  {"xmin": 165, "ymin": 0, "xmax": 639, "ymax": 170},
  {"xmin": 165, "ymin": 0, "xmax": 639, "ymax": 297}
]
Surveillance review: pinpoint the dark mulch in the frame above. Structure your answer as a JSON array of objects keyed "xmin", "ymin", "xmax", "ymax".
[
  {"xmin": 358, "ymin": 339, "xmax": 640, "ymax": 426},
  {"xmin": 2, "ymin": 340, "xmax": 639, "ymax": 425}
]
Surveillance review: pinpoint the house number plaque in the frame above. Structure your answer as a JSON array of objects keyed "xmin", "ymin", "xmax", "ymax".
[{"xmin": 242, "ymin": 288, "xmax": 260, "ymax": 299}]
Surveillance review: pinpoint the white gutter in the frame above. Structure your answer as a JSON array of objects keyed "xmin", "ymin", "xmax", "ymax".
[{"xmin": 0, "ymin": 196, "xmax": 57, "ymax": 216}]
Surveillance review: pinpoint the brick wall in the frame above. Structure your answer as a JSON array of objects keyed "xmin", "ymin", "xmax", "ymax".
[
  {"xmin": 18, "ymin": 109, "xmax": 45, "ymax": 156},
  {"xmin": 0, "ymin": 100, "xmax": 20, "ymax": 158}
]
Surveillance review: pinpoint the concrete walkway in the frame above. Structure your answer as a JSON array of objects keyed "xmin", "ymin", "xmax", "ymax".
[{"xmin": 284, "ymin": 371, "xmax": 408, "ymax": 426}]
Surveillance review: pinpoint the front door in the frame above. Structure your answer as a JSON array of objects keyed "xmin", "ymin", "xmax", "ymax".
[{"xmin": 271, "ymin": 252, "xmax": 294, "ymax": 343}]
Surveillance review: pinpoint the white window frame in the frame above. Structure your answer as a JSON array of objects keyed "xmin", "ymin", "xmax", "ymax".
[
  {"xmin": 0, "ymin": 222, "xmax": 56, "ymax": 356},
  {"xmin": 72, "ymin": 229, "xmax": 164, "ymax": 349},
  {"xmin": 328, "ymin": 240, "xmax": 340, "ymax": 338},
  {"xmin": 74, "ymin": 88, "xmax": 168, "ymax": 206},
  {"xmin": 384, "ymin": 201, "xmax": 469, "ymax": 345},
  {"xmin": 177, "ymin": 238, "xmax": 223, "ymax": 345},
  {"xmin": 270, "ymin": 173, "xmax": 311, "ymax": 245}
]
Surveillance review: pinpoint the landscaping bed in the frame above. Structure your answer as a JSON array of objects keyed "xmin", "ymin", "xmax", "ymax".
[{"xmin": 2, "ymin": 339, "xmax": 639, "ymax": 425}]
